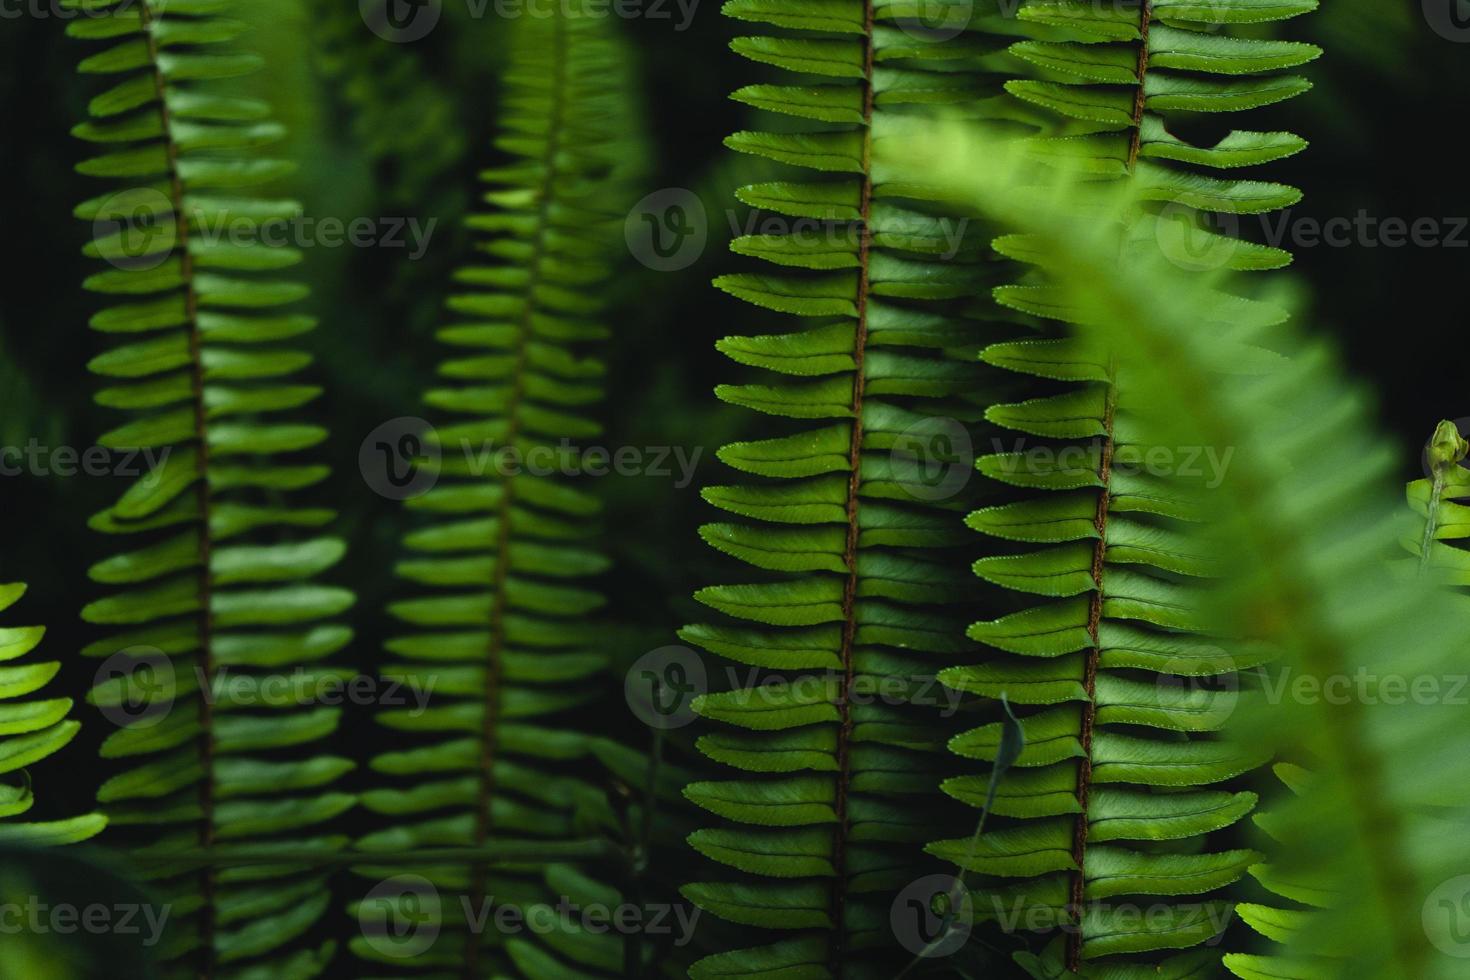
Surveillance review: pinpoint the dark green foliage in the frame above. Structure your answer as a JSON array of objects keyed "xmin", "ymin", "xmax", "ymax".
[
  {"xmin": 922, "ymin": 1, "xmax": 1319, "ymax": 972},
  {"xmin": 70, "ymin": 0, "xmax": 356, "ymax": 974},
  {"xmin": 675, "ymin": 2, "xmax": 1027, "ymax": 976},
  {"xmin": 0, "ymin": 583, "xmax": 106, "ymax": 847},
  {"xmin": 354, "ymin": 11, "xmax": 648, "ymax": 976},
  {"xmin": 888, "ymin": 120, "xmax": 1470, "ymax": 980},
  {"xmin": 0, "ymin": 0, "xmax": 1460, "ymax": 977},
  {"xmin": 307, "ymin": 0, "xmax": 467, "ymax": 210},
  {"xmin": 0, "ymin": 844, "xmax": 165, "ymax": 978},
  {"xmin": 1226, "ymin": 421, "xmax": 1470, "ymax": 980}
]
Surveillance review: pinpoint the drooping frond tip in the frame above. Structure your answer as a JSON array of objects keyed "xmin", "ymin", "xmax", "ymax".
[{"xmin": 0, "ymin": 583, "xmax": 107, "ymax": 848}]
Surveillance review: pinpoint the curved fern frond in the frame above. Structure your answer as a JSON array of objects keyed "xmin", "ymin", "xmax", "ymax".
[
  {"xmin": 69, "ymin": 2, "xmax": 356, "ymax": 974},
  {"xmin": 890, "ymin": 122, "xmax": 1470, "ymax": 980},
  {"xmin": 929, "ymin": 3, "xmax": 1319, "ymax": 971},
  {"xmin": 0, "ymin": 583, "xmax": 107, "ymax": 847},
  {"xmin": 1223, "ymin": 422, "xmax": 1470, "ymax": 980},
  {"xmin": 676, "ymin": 3, "xmax": 1028, "ymax": 976},
  {"xmin": 355, "ymin": 11, "xmax": 644, "ymax": 977},
  {"xmin": 1403, "ymin": 421, "xmax": 1470, "ymax": 583}
]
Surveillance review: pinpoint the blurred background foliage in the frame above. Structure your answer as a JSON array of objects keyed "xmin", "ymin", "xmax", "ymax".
[
  {"xmin": 0, "ymin": 0, "xmax": 1465, "ymax": 832},
  {"xmin": 0, "ymin": 845, "xmax": 160, "ymax": 978}
]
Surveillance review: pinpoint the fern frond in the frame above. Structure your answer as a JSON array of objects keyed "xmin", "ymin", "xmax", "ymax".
[
  {"xmin": 1222, "ymin": 422, "xmax": 1470, "ymax": 980},
  {"xmin": 355, "ymin": 11, "xmax": 645, "ymax": 977},
  {"xmin": 1002, "ymin": 0, "xmax": 1318, "ymax": 284},
  {"xmin": 924, "ymin": 2, "xmax": 1320, "ymax": 971},
  {"xmin": 0, "ymin": 583, "xmax": 107, "ymax": 847},
  {"xmin": 69, "ymin": 1, "xmax": 356, "ymax": 974},
  {"xmin": 1402, "ymin": 421, "xmax": 1470, "ymax": 584},
  {"xmin": 675, "ymin": 3, "xmax": 1037, "ymax": 975},
  {"xmin": 888, "ymin": 122, "xmax": 1470, "ymax": 980}
]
